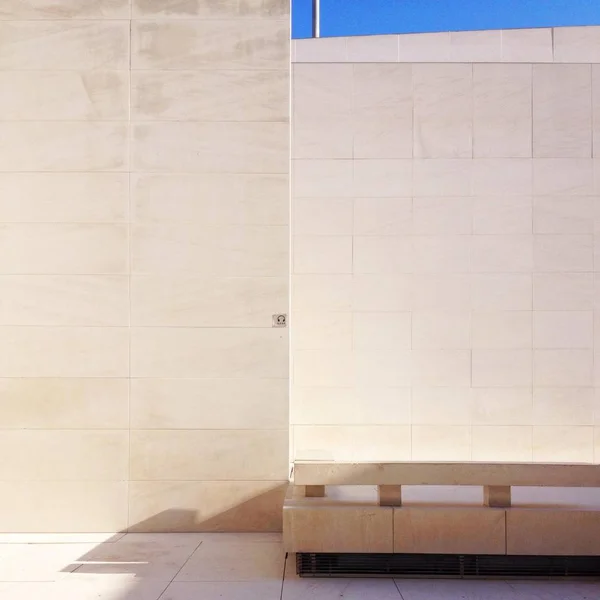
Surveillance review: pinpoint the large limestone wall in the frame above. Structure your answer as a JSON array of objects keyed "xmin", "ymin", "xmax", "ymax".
[
  {"xmin": 0, "ymin": 0, "xmax": 289, "ymax": 532},
  {"xmin": 291, "ymin": 27, "xmax": 600, "ymax": 464}
]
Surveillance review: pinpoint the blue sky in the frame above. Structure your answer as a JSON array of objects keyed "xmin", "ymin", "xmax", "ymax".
[{"xmin": 292, "ymin": 0, "xmax": 600, "ymax": 39}]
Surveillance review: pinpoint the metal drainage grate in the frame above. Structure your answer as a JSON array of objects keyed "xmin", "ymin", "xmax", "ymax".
[{"xmin": 297, "ymin": 553, "xmax": 600, "ymax": 579}]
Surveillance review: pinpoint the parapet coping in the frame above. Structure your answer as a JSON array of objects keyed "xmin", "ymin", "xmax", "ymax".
[{"xmin": 293, "ymin": 25, "xmax": 600, "ymax": 64}]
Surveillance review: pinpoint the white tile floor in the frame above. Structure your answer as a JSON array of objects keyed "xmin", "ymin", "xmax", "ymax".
[{"xmin": 0, "ymin": 533, "xmax": 599, "ymax": 599}]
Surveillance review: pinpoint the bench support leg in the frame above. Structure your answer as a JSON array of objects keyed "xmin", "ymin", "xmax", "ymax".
[
  {"xmin": 305, "ymin": 485, "xmax": 325, "ymax": 498},
  {"xmin": 378, "ymin": 485, "xmax": 402, "ymax": 506},
  {"xmin": 484, "ymin": 485, "xmax": 511, "ymax": 508}
]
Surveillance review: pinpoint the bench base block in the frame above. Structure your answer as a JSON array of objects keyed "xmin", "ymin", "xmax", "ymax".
[
  {"xmin": 394, "ymin": 507, "xmax": 505, "ymax": 554},
  {"xmin": 284, "ymin": 486, "xmax": 600, "ymax": 556},
  {"xmin": 508, "ymin": 509, "xmax": 600, "ymax": 555}
]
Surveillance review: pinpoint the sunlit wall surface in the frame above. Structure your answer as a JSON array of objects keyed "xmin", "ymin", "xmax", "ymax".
[
  {"xmin": 290, "ymin": 27, "xmax": 600, "ymax": 463},
  {"xmin": 0, "ymin": 0, "xmax": 289, "ymax": 533}
]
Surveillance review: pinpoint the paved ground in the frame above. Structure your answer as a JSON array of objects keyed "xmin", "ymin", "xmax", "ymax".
[{"xmin": 0, "ymin": 533, "xmax": 598, "ymax": 599}]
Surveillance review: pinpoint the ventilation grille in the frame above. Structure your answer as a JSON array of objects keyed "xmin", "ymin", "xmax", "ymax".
[{"xmin": 297, "ymin": 553, "xmax": 600, "ymax": 579}]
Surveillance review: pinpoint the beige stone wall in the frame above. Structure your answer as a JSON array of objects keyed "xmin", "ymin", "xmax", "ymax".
[
  {"xmin": 0, "ymin": 0, "xmax": 289, "ymax": 532},
  {"xmin": 291, "ymin": 27, "xmax": 600, "ymax": 464}
]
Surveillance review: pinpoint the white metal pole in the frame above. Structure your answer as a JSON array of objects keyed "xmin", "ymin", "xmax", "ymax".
[{"xmin": 313, "ymin": 0, "xmax": 321, "ymax": 38}]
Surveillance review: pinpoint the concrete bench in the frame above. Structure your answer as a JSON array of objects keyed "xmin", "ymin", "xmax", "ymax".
[{"xmin": 285, "ymin": 461, "xmax": 600, "ymax": 556}]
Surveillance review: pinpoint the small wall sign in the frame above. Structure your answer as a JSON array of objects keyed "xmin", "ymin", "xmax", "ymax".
[{"xmin": 273, "ymin": 314, "xmax": 287, "ymax": 327}]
